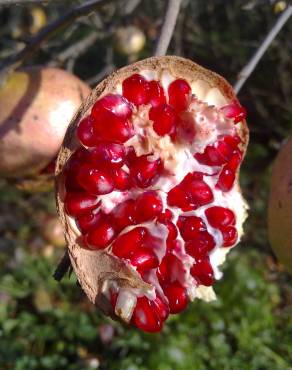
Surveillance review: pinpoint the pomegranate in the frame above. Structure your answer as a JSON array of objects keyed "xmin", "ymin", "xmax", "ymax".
[
  {"xmin": 268, "ymin": 137, "xmax": 292, "ymax": 273},
  {"xmin": 0, "ymin": 66, "xmax": 91, "ymax": 191},
  {"xmin": 56, "ymin": 56, "xmax": 249, "ymax": 332},
  {"xmin": 115, "ymin": 26, "xmax": 146, "ymax": 57}
]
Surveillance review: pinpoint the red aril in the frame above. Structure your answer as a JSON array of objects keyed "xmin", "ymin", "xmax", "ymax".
[
  {"xmin": 77, "ymin": 164, "xmax": 114, "ymax": 195},
  {"xmin": 122, "ymin": 74, "xmax": 149, "ymax": 106},
  {"xmin": 149, "ymin": 104, "xmax": 176, "ymax": 136},
  {"xmin": 64, "ymin": 192, "xmax": 99, "ymax": 216},
  {"xmin": 205, "ymin": 206, "xmax": 235, "ymax": 229},
  {"xmin": 148, "ymin": 80, "xmax": 166, "ymax": 107},
  {"xmin": 168, "ymin": 78, "xmax": 191, "ymax": 112},
  {"xmin": 57, "ymin": 56, "xmax": 248, "ymax": 334},
  {"xmin": 190, "ymin": 257, "xmax": 214, "ymax": 286},
  {"xmin": 111, "ymin": 227, "xmax": 148, "ymax": 258},
  {"xmin": 135, "ymin": 191, "xmax": 163, "ymax": 222},
  {"xmin": 91, "ymin": 94, "xmax": 132, "ymax": 120},
  {"xmin": 163, "ymin": 282, "xmax": 188, "ymax": 314},
  {"xmin": 131, "ymin": 297, "xmax": 162, "ymax": 333},
  {"xmin": 220, "ymin": 102, "xmax": 246, "ymax": 123}
]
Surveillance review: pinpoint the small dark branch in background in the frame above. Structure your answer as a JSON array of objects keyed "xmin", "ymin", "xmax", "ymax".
[
  {"xmin": 234, "ymin": 5, "xmax": 292, "ymax": 94},
  {"xmin": 0, "ymin": 0, "xmax": 77, "ymax": 5},
  {"xmin": 0, "ymin": 0, "xmax": 114, "ymax": 83},
  {"xmin": 48, "ymin": 32, "xmax": 100, "ymax": 67},
  {"xmin": 53, "ymin": 250, "xmax": 71, "ymax": 281},
  {"xmin": 154, "ymin": 0, "xmax": 183, "ymax": 56}
]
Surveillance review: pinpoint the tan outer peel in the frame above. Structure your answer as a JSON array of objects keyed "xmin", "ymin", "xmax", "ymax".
[
  {"xmin": 0, "ymin": 67, "xmax": 91, "ymax": 179},
  {"xmin": 55, "ymin": 56, "xmax": 249, "ymax": 319},
  {"xmin": 268, "ymin": 137, "xmax": 292, "ymax": 273}
]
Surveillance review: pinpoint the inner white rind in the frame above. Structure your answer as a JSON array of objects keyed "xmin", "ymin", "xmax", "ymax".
[{"xmin": 67, "ymin": 68, "xmax": 247, "ymax": 320}]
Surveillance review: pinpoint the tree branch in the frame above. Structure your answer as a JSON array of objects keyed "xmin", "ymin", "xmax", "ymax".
[
  {"xmin": 154, "ymin": 0, "xmax": 183, "ymax": 56},
  {"xmin": 0, "ymin": 0, "xmax": 76, "ymax": 5},
  {"xmin": 0, "ymin": 0, "xmax": 113, "ymax": 83},
  {"xmin": 53, "ymin": 250, "xmax": 71, "ymax": 281},
  {"xmin": 234, "ymin": 5, "xmax": 292, "ymax": 94}
]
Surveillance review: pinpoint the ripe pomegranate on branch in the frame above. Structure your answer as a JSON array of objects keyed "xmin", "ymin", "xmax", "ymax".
[
  {"xmin": 56, "ymin": 56, "xmax": 249, "ymax": 332},
  {"xmin": 0, "ymin": 66, "xmax": 91, "ymax": 191}
]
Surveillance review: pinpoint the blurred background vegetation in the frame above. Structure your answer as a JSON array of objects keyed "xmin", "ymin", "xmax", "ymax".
[{"xmin": 0, "ymin": 0, "xmax": 292, "ymax": 369}]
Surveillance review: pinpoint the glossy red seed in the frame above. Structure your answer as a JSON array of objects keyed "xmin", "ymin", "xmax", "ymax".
[
  {"xmin": 151, "ymin": 295, "xmax": 169, "ymax": 321},
  {"xmin": 112, "ymin": 168, "xmax": 132, "ymax": 191},
  {"xmin": 157, "ymin": 209, "xmax": 173, "ymax": 223},
  {"xmin": 167, "ymin": 185, "xmax": 191, "ymax": 210},
  {"xmin": 111, "ymin": 227, "xmax": 148, "ymax": 258},
  {"xmin": 77, "ymin": 164, "xmax": 114, "ymax": 195},
  {"xmin": 76, "ymin": 211, "xmax": 103, "ymax": 233},
  {"xmin": 122, "ymin": 74, "xmax": 150, "ymax": 106},
  {"xmin": 135, "ymin": 191, "xmax": 163, "ymax": 222},
  {"xmin": 77, "ymin": 116, "xmax": 98, "ymax": 147},
  {"xmin": 228, "ymin": 150, "xmax": 242, "ymax": 171},
  {"xmin": 130, "ymin": 155, "xmax": 162, "ymax": 188},
  {"xmin": 91, "ymin": 94, "xmax": 132, "ymax": 120},
  {"xmin": 111, "ymin": 199, "xmax": 136, "ymax": 231},
  {"xmin": 89, "ymin": 142, "xmax": 126, "ymax": 168},
  {"xmin": 64, "ymin": 149, "xmax": 89, "ymax": 192},
  {"xmin": 190, "ymin": 257, "xmax": 214, "ymax": 286},
  {"xmin": 178, "ymin": 216, "xmax": 206, "ymax": 240},
  {"xmin": 168, "ymin": 79, "xmax": 191, "ymax": 112},
  {"xmin": 165, "ymin": 222, "xmax": 178, "ymax": 242},
  {"xmin": 64, "ymin": 192, "xmax": 99, "ymax": 216},
  {"xmin": 216, "ymin": 166, "xmax": 235, "ymax": 192},
  {"xmin": 185, "ymin": 231, "xmax": 216, "ymax": 259},
  {"xmin": 163, "ymin": 282, "xmax": 188, "ymax": 314},
  {"xmin": 130, "ymin": 247, "xmax": 159, "ymax": 272},
  {"xmin": 157, "ymin": 254, "xmax": 183, "ymax": 284},
  {"xmin": 223, "ymin": 134, "xmax": 241, "ymax": 148},
  {"xmin": 93, "ymin": 109, "xmax": 134, "ymax": 143},
  {"xmin": 148, "ymin": 80, "xmax": 166, "ymax": 107},
  {"xmin": 187, "ymin": 178, "xmax": 214, "ymax": 207},
  {"xmin": 220, "ymin": 102, "xmax": 247, "ymax": 123},
  {"xmin": 205, "ymin": 206, "xmax": 235, "ymax": 230},
  {"xmin": 149, "ymin": 104, "xmax": 176, "ymax": 136},
  {"xmin": 132, "ymin": 297, "xmax": 162, "ymax": 333},
  {"xmin": 86, "ymin": 221, "xmax": 116, "ymax": 249},
  {"xmin": 221, "ymin": 226, "xmax": 238, "ymax": 247}
]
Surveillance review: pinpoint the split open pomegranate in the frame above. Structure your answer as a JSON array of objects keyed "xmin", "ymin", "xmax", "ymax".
[{"xmin": 56, "ymin": 56, "xmax": 249, "ymax": 333}]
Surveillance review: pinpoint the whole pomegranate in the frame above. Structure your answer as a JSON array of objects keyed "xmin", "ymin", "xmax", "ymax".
[
  {"xmin": 115, "ymin": 26, "xmax": 146, "ymax": 56},
  {"xmin": 268, "ymin": 137, "xmax": 292, "ymax": 273},
  {"xmin": 0, "ymin": 66, "xmax": 91, "ymax": 190},
  {"xmin": 56, "ymin": 56, "xmax": 248, "ymax": 332}
]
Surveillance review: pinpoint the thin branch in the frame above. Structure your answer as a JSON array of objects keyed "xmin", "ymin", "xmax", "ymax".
[
  {"xmin": 48, "ymin": 32, "xmax": 100, "ymax": 67},
  {"xmin": 0, "ymin": 0, "xmax": 75, "ymax": 5},
  {"xmin": 154, "ymin": 0, "xmax": 183, "ymax": 56},
  {"xmin": 53, "ymin": 250, "xmax": 71, "ymax": 281},
  {"xmin": 234, "ymin": 5, "xmax": 292, "ymax": 94},
  {"xmin": 0, "ymin": 0, "xmax": 113, "ymax": 83}
]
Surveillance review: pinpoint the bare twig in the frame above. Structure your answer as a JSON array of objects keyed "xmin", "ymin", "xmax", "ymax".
[
  {"xmin": 48, "ymin": 32, "xmax": 100, "ymax": 67},
  {"xmin": 0, "ymin": 0, "xmax": 113, "ymax": 83},
  {"xmin": 0, "ymin": 0, "xmax": 75, "ymax": 5},
  {"xmin": 154, "ymin": 0, "xmax": 183, "ymax": 56},
  {"xmin": 53, "ymin": 250, "xmax": 71, "ymax": 281},
  {"xmin": 234, "ymin": 5, "xmax": 292, "ymax": 93}
]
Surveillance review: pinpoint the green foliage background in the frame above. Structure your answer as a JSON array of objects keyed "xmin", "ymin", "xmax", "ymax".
[{"xmin": 0, "ymin": 1, "xmax": 292, "ymax": 369}]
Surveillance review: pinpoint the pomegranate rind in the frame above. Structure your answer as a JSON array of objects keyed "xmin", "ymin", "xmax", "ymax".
[
  {"xmin": 0, "ymin": 67, "xmax": 91, "ymax": 191},
  {"xmin": 55, "ymin": 56, "xmax": 249, "ymax": 319},
  {"xmin": 268, "ymin": 137, "xmax": 292, "ymax": 273}
]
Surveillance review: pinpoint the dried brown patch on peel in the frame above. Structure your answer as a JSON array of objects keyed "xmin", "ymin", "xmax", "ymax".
[{"xmin": 56, "ymin": 56, "xmax": 249, "ymax": 332}]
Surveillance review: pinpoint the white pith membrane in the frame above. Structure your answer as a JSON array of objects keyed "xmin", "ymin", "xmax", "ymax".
[{"xmin": 64, "ymin": 68, "xmax": 248, "ymax": 329}]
